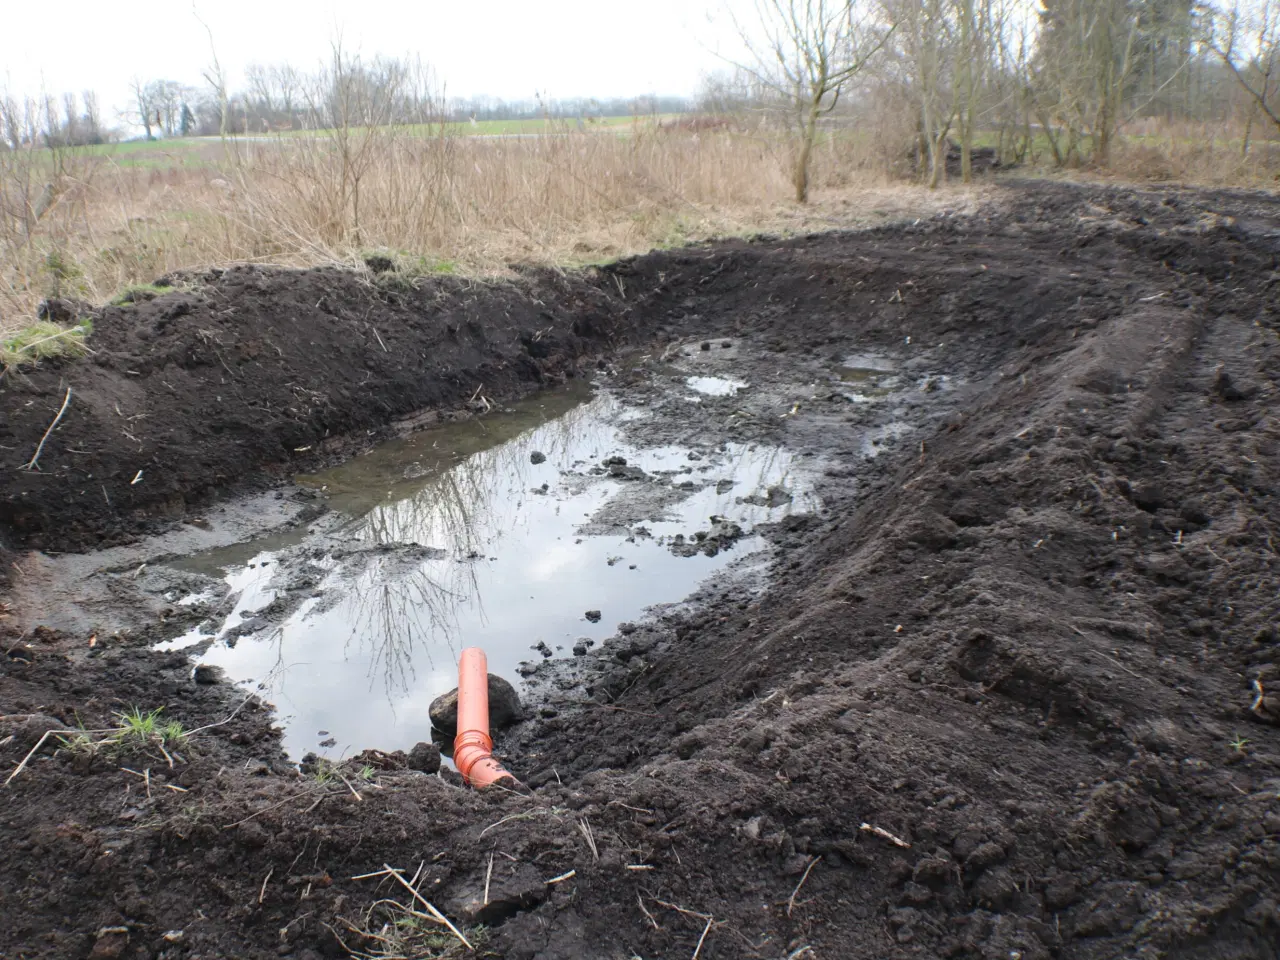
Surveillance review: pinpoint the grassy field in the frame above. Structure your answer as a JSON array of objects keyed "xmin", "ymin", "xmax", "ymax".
[{"xmin": 64, "ymin": 115, "xmax": 682, "ymax": 169}]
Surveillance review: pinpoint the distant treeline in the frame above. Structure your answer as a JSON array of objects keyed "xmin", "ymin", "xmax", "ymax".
[{"xmin": 1, "ymin": 55, "xmax": 691, "ymax": 149}]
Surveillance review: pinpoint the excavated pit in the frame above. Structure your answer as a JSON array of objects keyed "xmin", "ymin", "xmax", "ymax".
[{"xmin": 2, "ymin": 179, "xmax": 1278, "ymax": 960}]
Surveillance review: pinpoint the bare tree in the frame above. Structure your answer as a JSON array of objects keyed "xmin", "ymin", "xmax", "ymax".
[
  {"xmin": 1036, "ymin": 0, "xmax": 1143, "ymax": 165},
  {"xmin": 728, "ymin": 0, "xmax": 897, "ymax": 202},
  {"xmin": 1206, "ymin": 0, "xmax": 1280, "ymax": 141},
  {"xmin": 81, "ymin": 91, "xmax": 102, "ymax": 144},
  {"xmin": 128, "ymin": 78, "xmax": 159, "ymax": 140},
  {"xmin": 195, "ymin": 6, "xmax": 230, "ymax": 138},
  {"xmin": 884, "ymin": 0, "xmax": 960, "ymax": 186}
]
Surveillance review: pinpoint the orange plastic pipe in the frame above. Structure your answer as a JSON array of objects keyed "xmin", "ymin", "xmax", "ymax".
[{"xmin": 453, "ymin": 648, "xmax": 517, "ymax": 789}]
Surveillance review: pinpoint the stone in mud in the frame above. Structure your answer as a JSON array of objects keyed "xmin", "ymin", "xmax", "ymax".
[
  {"xmin": 89, "ymin": 928, "xmax": 129, "ymax": 959},
  {"xmin": 533, "ymin": 640, "xmax": 552, "ymax": 658},
  {"xmin": 193, "ymin": 664, "xmax": 226, "ymax": 685},
  {"xmin": 407, "ymin": 741, "xmax": 441, "ymax": 773},
  {"xmin": 602, "ymin": 455, "xmax": 627, "ymax": 467},
  {"xmin": 429, "ymin": 675, "xmax": 522, "ymax": 735},
  {"xmin": 573, "ymin": 638, "xmax": 594, "ymax": 656},
  {"xmin": 1213, "ymin": 366, "xmax": 1258, "ymax": 401},
  {"xmin": 739, "ymin": 485, "xmax": 793, "ymax": 508},
  {"xmin": 671, "ymin": 520, "xmax": 744, "ymax": 557},
  {"xmin": 701, "ymin": 341, "xmax": 712, "ymax": 351},
  {"xmin": 530, "ymin": 451, "xmax": 547, "ymax": 464},
  {"xmin": 608, "ymin": 462, "xmax": 648, "ymax": 480},
  {"xmin": 584, "ymin": 610, "xmax": 602, "ymax": 623}
]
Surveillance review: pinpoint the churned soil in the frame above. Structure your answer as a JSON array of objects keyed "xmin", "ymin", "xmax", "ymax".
[
  {"xmin": 0, "ymin": 264, "xmax": 628, "ymax": 554},
  {"xmin": 2, "ymin": 179, "xmax": 1279, "ymax": 960}
]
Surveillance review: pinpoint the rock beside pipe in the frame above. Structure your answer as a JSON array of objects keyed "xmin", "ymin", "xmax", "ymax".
[{"xmin": 429, "ymin": 674, "xmax": 522, "ymax": 735}]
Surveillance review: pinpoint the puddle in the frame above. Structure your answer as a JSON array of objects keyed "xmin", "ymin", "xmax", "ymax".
[
  {"xmin": 836, "ymin": 352, "xmax": 899, "ymax": 403},
  {"xmin": 161, "ymin": 386, "xmax": 818, "ymax": 761},
  {"xmin": 840, "ymin": 353, "xmax": 897, "ymax": 377},
  {"xmin": 685, "ymin": 376, "xmax": 747, "ymax": 397}
]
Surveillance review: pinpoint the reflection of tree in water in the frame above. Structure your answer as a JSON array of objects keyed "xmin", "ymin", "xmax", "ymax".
[
  {"xmin": 328, "ymin": 396, "xmax": 620, "ymax": 696},
  {"xmin": 687, "ymin": 441, "xmax": 817, "ymax": 520},
  {"xmin": 343, "ymin": 558, "xmax": 471, "ymax": 696}
]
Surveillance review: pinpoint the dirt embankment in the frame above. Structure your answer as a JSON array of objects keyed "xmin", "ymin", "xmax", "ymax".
[
  {"xmin": 0, "ymin": 265, "xmax": 629, "ymax": 554},
  {"xmin": 2, "ymin": 180, "xmax": 1279, "ymax": 960}
]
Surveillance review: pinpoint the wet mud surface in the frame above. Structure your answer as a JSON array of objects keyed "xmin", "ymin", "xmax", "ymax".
[{"xmin": 2, "ymin": 179, "xmax": 1280, "ymax": 959}]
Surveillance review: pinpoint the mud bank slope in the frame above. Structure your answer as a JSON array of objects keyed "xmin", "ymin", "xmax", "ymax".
[
  {"xmin": 2, "ymin": 180, "xmax": 1279, "ymax": 960},
  {"xmin": 0, "ymin": 266, "xmax": 628, "ymax": 552}
]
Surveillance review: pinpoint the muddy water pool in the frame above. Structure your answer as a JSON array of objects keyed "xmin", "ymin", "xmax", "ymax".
[{"xmin": 159, "ymin": 384, "xmax": 820, "ymax": 761}]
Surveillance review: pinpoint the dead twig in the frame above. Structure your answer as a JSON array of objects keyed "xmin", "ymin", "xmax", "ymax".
[
  {"xmin": 638, "ymin": 894, "xmax": 660, "ymax": 930},
  {"xmin": 186, "ymin": 693, "xmax": 256, "ymax": 737},
  {"xmin": 479, "ymin": 807, "xmax": 557, "ymax": 838},
  {"xmin": 222, "ymin": 788, "xmax": 327, "ymax": 828},
  {"xmin": 19, "ymin": 386, "xmax": 72, "ymax": 471},
  {"xmin": 370, "ymin": 864, "xmax": 473, "ymax": 951},
  {"xmin": 259, "ymin": 867, "xmax": 273, "ymax": 904},
  {"xmin": 692, "ymin": 916, "xmax": 715, "ymax": 960},
  {"xmin": 654, "ymin": 898, "xmax": 712, "ymax": 920},
  {"xmin": 338, "ymin": 774, "xmax": 363, "ymax": 802},
  {"xmin": 546, "ymin": 870, "xmax": 577, "ymax": 884},
  {"xmin": 483, "ymin": 851, "xmax": 494, "ymax": 907},
  {"xmin": 787, "ymin": 856, "xmax": 820, "ymax": 917},
  {"xmin": 4, "ymin": 727, "xmax": 116, "ymax": 788},
  {"xmin": 578, "ymin": 817, "xmax": 598, "ymax": 860},
  {"xmin": 859, "ymin": 822, "xmax": 911, "ymax": 848}
]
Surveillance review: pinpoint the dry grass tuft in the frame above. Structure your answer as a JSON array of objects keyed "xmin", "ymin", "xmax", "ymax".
[{"xmin": 1105, "ymin": 122, "xmax": 1280, "ymax": 186}]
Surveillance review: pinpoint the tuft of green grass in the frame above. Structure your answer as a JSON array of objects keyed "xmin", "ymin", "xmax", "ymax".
[
  {"xmin": 110, "ymin": 282, "xmax": 172, "ymax": 305},
  {"xmin": 114, "ymin": 707, "xmax": 187, "ymax": 746},
  {"xmin": 1229, "ymin": 734, "xmax": 1251, "ymax": 755},
  {"xmin": 57, "ymin": 730, "xmax": 101, "ymax": 759},
  {"xmin": 1, "ymin": 321, "xmax": 91, "ymax": 370},
  {"xmin": 115, "ymin": 707, "xmax": 162, "ymax": 743},
  {"xmin": 161, "ymin": 719, "xmax": 189, "ymax": 746},
  {"xmin": 398, "ymin": 254, "xmax": 459, "ymax": 276}
]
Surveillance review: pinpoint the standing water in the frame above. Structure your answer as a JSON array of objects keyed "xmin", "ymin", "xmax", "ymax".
[{"xmin": 160, "ymin": 385, "xmax": 818, "ymax": 760}]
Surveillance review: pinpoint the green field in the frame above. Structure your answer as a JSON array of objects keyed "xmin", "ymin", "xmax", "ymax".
[{"xmin": 63, "ymin": 114, "xmax": 684, "ymax": 169}]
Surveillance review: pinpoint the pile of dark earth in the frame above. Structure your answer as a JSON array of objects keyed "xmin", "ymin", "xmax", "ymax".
[{"xmin": 2, "ymin": 178, "xmax": 1279, "ymax": 960}]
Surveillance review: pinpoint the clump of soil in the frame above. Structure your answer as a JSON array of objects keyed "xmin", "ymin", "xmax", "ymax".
[{"xmin": 2, "ymin": 180, "xmax": 1280, "ymax": 960}]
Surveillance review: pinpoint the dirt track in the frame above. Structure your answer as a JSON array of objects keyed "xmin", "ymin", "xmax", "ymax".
[{"xmin": 2, "ymin": 179, "xmax": 1279, "ymax": 960}]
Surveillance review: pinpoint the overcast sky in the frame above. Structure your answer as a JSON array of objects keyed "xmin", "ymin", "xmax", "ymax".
[{"xmin": 5, "ymin": 0, "xmax": 744, "ymax": 120}]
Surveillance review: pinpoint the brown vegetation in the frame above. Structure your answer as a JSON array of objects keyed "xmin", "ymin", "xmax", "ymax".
[{"xmin": 0, "ymin": 123, "xmax": 966, "ymax": 338}]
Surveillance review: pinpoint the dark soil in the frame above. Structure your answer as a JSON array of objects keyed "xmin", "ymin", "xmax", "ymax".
[
  {"xmin": 3, "ymin": 179, "xmax": 1280, "ymax": 960},
  {"xmin": 0, "ymin": 265, "xmax": 628, "ymax": 554}
]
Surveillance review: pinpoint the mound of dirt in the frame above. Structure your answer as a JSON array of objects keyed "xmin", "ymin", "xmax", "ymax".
[
  {"xmin": 0, "ymin": 265, "xmax": 628, "ymax": 553},
  {"xmin": 2, "ymin": 180, "xmax": 1279, "ymax": 960}
]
